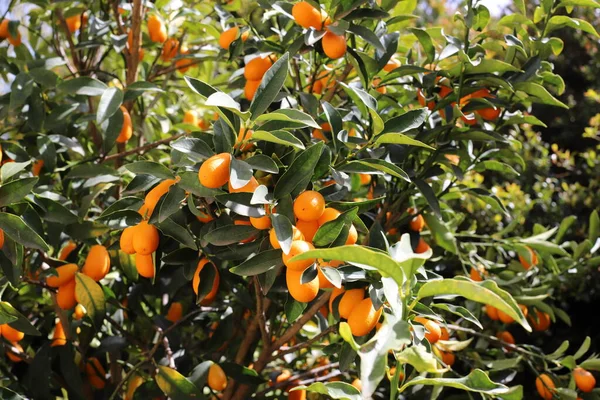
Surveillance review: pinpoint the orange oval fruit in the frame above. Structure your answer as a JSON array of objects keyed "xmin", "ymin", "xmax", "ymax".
[
  {"xmin": 329, "ymin": 287, "xmax": 344, "ymax": 313},
  {"xmin": 347, "ymin": 298, "xmax": 382, "ymax": 336},
  {"xmin": 282, "ymin": 240, "xmax": 316, "ymax": 271},
  {"xmin": 535, "ymin": 374, "xmax": 555, "ymax": 400},
  {"xmin": 409, "ymin": 214, "xmax": 425, "ymax": 231},
  {"xmin": 161, "ymin": 37, "xmax": 179, "ymax": 61},
  {"xmin": 57, "ymin": 279, "xmax": 77, "ymax": 310},
  {"xmin": 0, "ymin": 229, "xmax": 4, "ymax": 249},
  {"xmin": 0, "ymin": 20, "xmax": 21, "ymax": 46},
  {"xmin": 250, "ymin": 215, "xmax": 271, "ymax": 230},
  {"xmin": 183, "ymin": 110, "xmax": 199, "ymax": 126},
  {"xmin": 125, "ymin": 375, "xmax": 144, "ymax": 400},
  {"xmin": 317, "ymin": 207, "xmax": 340, "ymax": 226},
  {"xmin": 199, "ymin": 153, "xmax": 231, "ymax": 188},
  {"xmin": 135, "ymin": 253, "xmax": 155, "ymax": 278},
  {"xmin": 529, "ymin": 310, "xmax": 551, "ymax": 331},
  {"xmin": 82, "ymin": 245, "xmax": 111, "ymax": 281},
  {"xmin": 244, "ymin": 55, "xmax": 275, "ymax": 80},
  {"xmin": 286, "ymin": 267, "xmax": 319, "ymax": 303},
  {"xmin": 32, "ymin": 159, "xmax": 44, "ymax": 176},
  {"xmin": 414, "ymin": 238, "xmax": 430, "ymax": 254},
  {"xmin": 440, "ymin": 326, "xmax": 450, "ymax": 341},
  {"xmin": 351, "ymin": 378, "xmax": 362, "ymax": 390},
  {"xmin": 1, "ymin": 324, "xmax": 24, "ymax": 342},
  {"xmin": 269, "ymin": 226, "xmax": 304, "ymax": 249},
  {"xmin": 288, "ymin": 388, "xmax": 307, "ymax": 400},
  {"xmin": 497, "ymin": 330, "xmax": 515, "ymax": 346},
  {"xmin": 208, "ymin": 363, "xmax": 227, "ymax": 391},
  {"xmin": 245, "ymin": 79, "xmax": 261, "ymax": 100},
  {"xmin": 470, "ymin": 266, "xmax": 485, "ymax": 282},
  {"xmin": 74, "ymin": 304, "xmax": 87, "ymax": 320},
  {"xmin": 228, "ymin": 176, "xmax": 259, "ymax": 193},
  {"xmin": 573, "ymin": 367, "xmax": 595, "ymax": 393},
  {"xmin": 85, "ymin": 357, "xmax": 106, "ymax": 389},
  {"xmin": 322, "ymin": 32, "xmax": 347, "ymax": 59},
  {"xmin": 144, "ymin": 178, "xmax": 178, "ymax": 214},
  {"xmin": 66, "ymin": 14, "xmax": 82, "ymax": 33},
  {"xmin": 219, "ymin": 26, "xmax": 248, "ymax": 50},
  {"xmin": 147, "ymin": 15, "xmax": 167, "ymax": 43},
  {"xmin": 519, "ymin": 246, "xmax": 538, "ymax": 270},
  {"xmin": 383, "ymin": 58, "xmax": 401, "ymax": 72},
  {"xmin": 120, "ymin": 226, "xmax": 136, "ymax": 255},
  {"xmin": 346, "ymin": 224, "xmax": 358, "ymax": 245},
  {"xmin": 132, "ymin": 221, "xmax": 159, "ymax": 255},
  {"xmin": 51, "ymin": 321, "xmax": 67, "ymax": 347},
  {"xmin": 413, "ymin": 316, "xmax": 441, "ymax": 343},
  {"xmin": 294, "ymin": 191, "xmax": 326, "ymax": 222},
  {"xmin": 292, "ymin": 1, "xmax": 324, "ymax": 29},
  {"xmin": 58, "ymin": 241, "xmax": 77, "ymax": 261},
  {"xmin": 296, "ymin": 219, "xmax": 319, "ymax": 242},
  {"xmin": 440, "ymin": 351, "xmax": 455, "ymax": 366},
  {"xmin": 6, "ymin": 341, "xmax": 23, "ymax": 362},
  {"xmin": 192, "ymin": 259, "xmax": 220, "ymax": 303},
  {"xmin": 166, "ymin": 302, "xmax": 183, "ymax": 323},
  {"xmin": 338, "ymin": 288, "xmax": 365, "ymax": 319},
  {"xmin": 486, "ymin": 305, "xmax": 499, "ymax": 320},
  {"xmin": 46, "ymin": 264, "xmax": 78, "ymax": 287},
  {"xmin": 116, "ymin": 106, "xmax": 133, "ymax": 143},
  {"xmin": 317, "ymin": 266, "xmax": 334, "ymax": 289}
]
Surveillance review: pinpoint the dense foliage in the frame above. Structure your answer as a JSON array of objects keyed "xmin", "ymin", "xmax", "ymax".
[{"xmin": 0, "ymin": 0, "xmax": 599, "ymax": 399}]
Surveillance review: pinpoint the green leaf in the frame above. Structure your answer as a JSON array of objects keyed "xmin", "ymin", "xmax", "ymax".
[
  {"xmin": 250, "ymin": 53, "xmax": 289, "ymax": 118},
  {"xmin": 588, "ymin": 210, "xmax": 599, "ymax": 243},
  {"xmin": 0, "ymin": 212, "xmax": 49, "ymax": 251},
  {"xmin": 125, "ymin": 161, "xmax": 174, "ymax": 180},
  {"xmin": 75, "ymin": 273, "xmax": 106, "ymax": 325},
  {"xmin": 559, "ymin": 0, "xmax": 600, "ymax": 8},
  {"xmin": 291, "ymin": 245, "xmax": 405, "ymax": 287},
  {"xmin": 432, "ymin": 304, "xmax": 482, "ymax": 329},
  {"xmin": 0, "ymin": 177, "xmax": 38, "ymax": 207},
  {"xmin": 230, "ymin": 249, "xmax": 284, "ymax": 276},
  {"xmin": 251, "ymin": 130, "xmax": 305, "ymax": 150},
  {"xmin": 546, "ymin": 15, "xmax": 600, "ymax": 37},
  {"xmin": 294, "ymin": 382, "xmax": 361, "ymax": 400},
  {"xmin": 124, "ymin": 81, "xmax": 163, "ymax": 102},
  {"xmin": 274, "ymin": 142, "xmax": 324, "ymax": 199},
  {"xmin": 245, "ymin": 155, "xmax": 279, "ymax": 174},
  {"xmin": 58, "ymin": 77, "xmax": 107, "ymax": 96},
  {"xmin": 465, "ymin": 59, "xmax": 521, "ymax": 74},
  {"xmin": 580, "ymin": 358, "xmax": 600, "ymax": 371},
  {"xmin": 171, "ymin": 137, "xmax": 215, "ymax": 162},
  {"xmin": 423, "ymin": 213, "xmax": 457, "ymax": 254},
  {"xmin": 514, "ymin": 82, "xmax": 568, "ymax": 108},
  {"xmin": 272, "ymin": 213, "xmax": 294, "ymax": 254},
  {"xmin": 399, "ymin": 369, "xmax": 510, "ymax": 395},
  {"xmin": 339, "ymin": 159, "xmax": 410, "ymax": 182},
  {"xmin": 396, "ymin": 344, "xmax": 440, "ymax": 373},
  {"xmin": 255, "ymin": 109, "xmax": 320, "ymax": 128},
  {"xmin": 414, "ymin": 179, "xmax": 441, "ymax": 218},
  {"xmin": 285, "ymin": 296, "xmax": 307, "ymax": 322},
  {"xmin": 339, "ymin": 83, "xmax": 384, "ymax": 135},
  {"xmin": 0, "ymin": 301, "xmax": 40, "ymax": 335},
  {"xmin": 10, "ymin": 73, "xmax": 34, "ymax": 110},
  {"xmin": 1, "ymin": 161, "xmax": 31, "ymax": 182},
  {"xmin": 349, "ymin": 24, "xmax": 385, "ymax": 51},
  {"xmin": 97, "ymin": 87, "xmax": 123, "ymax": 123},
  {"xmin": 417, "ymin": 279, "xmax": 531, "ymax": 331},
  {"xmin": 158, "ymin": 185, "xmax": 186, "ymax": 223},
  {"xmin": 205, "ymin": 225, "xmax": 258, "ymax": 246},
  {"xmin": 313, "ymin": 207, "xmax": 358, "ymax": 247},
  {"xmin": 409, "ymin": 28, "xmax": 435, "ymax": 64},
  {"xmin": 229, "ymin": 157, "xmax": 253, "ymax": 190},
  {"xmin": 156, "ymin": 366, "xmax": 203, "ymax": 400},
  {"xmin": 375, "ymin": 133, "xmax": 434, "ymax": 149},
  {"xmin": 157, "ymin": 218, "xmax": 198, "ymax": 250},
  {"xmin": 573, "ymin": 337, "xmax": 591, "ymax": 360}
]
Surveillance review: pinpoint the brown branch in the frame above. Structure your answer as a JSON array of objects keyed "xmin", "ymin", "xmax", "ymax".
[
  {"xmin": 126, "ymin": 0, "xmax": 143, "ymax": 87},
  {"xmin": 253, "ymin": 277, "xmax": 270, "ymax": 348},
  {"xmin": 254, "ymin": 362, "xmax": 340, "ymax": 398},
  {"xmin": 101, "ymin": 132, "xmax": 187, "ymax": 163},
  {"xmin": 230, "ymin": 292, "xmax": 331, "ymax": 400},
  {"xmin": 322, "ymin": 63, "xmax": 353, "ymax": 103},
  {"xmin": 270, "ymin": 325, "xmax": 336, "ymax": 361},
  {"xmin": 23, "ymin": 277, "xmax": 56, "ymax": 292},
  {"xmin": 148, "ymin": 59, "xmax": 203, "ymax": 81},
  {"xmin": 56, "ymin": 9, "xmax": 81, "ymax": 69}
]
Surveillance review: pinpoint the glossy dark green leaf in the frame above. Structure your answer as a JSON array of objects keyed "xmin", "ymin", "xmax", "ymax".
[
  {"xmin": 272, "ymin": 213, "xmax": 294, "ymax": 254},
  {"xmin": 75, "ymin": 273, "xmax": 106, "ymax": 325},
  {"xmin": 58, "ymin": 76, "xmax": 107, "ymax": 96},
  {"xmin": 157, "ymin": 218, "xmax": 198, "ymax": 250},
  {"xmin": 125, "ymin": 161, "xmax": 174, "ymax": 180},
  {"xmin": 205, "ymin": 224, "xmax": 258, "ymax": 246},
  {"xmin": 274, "ymin": 142, "xmax": 324, "ymax": 199},
  {"xmin": 171, "ymin": 137, "xmax": 214, "ymax": 162},
  {"xmin": 0, "ymin": 177, "xmax": 37, "ymax": 207},
  {"xmin": 158, "ymin": 185, "xmax": 186, "ymax": 223},
  {"xmin": 156, "ymin": 366, "xmax": 203, "ymax": 400},
  {"xmin": 97, "ymin": 87, "xmax": 123, "ymax": 123},
  {"xmin": 0, "ymin": 301, "xmax": 40, "ymax": 335},
  {"xmin": 250, "ymin": 53, "xmax": 290, "ymax": 118},
  {"xmin": 251, "ymin": 130, "xmax": 305, "ymax": 150},
  {"xmin": 0, "ymin": 212, "xmax": 49, "ymax": 251},
  {"xmin": 382, "ymin": 108, "xmax": 428, "ymax": 134},
  {"xmin": 313, "ymin": 207, "xmax": 358, "ymax": 247},
  {"xmin": 230, "ymin": 249, "xmax": 283, "ymax": 276}
]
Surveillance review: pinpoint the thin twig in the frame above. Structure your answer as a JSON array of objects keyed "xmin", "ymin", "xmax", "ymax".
[
  {"xmin": 101, "ymin": 132, "xmax": 187, "ymax": 163},
  {"xmin": 270, "ymin": 325, "xmax": 336, "ymax": 361},
  {"xmin": 253, "ymin": 277, "xmax": 270, "ymax": 348}
]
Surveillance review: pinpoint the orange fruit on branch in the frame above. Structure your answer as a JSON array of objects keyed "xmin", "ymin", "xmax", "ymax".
[
  {"xmin": 199, "ymin": 153, "xmax": 231, "ymax": 188},
  {"xmin": 573, "ymin": 367, "xmax": 596, "ymax": 393},
  {"xmin": 219, "ymin": 26, "xmax": 249, "ymax": 50},
  {"xmin": 322, "ymin": 31, "xmax": 347, "ymax": 59},
  {"xmin": 147, "ymin": 15, "xmax": 167, "ymax": 43},
  {"xmin": 413, "ymin": 316, "xmax": 441, "ymax": 344},
  {"xmin": 347, "ymin": 298, "xmax": 382, "ymax": 336},
  {"xmin": 535, "ymin": 374, "xmax": 555, "ymax": 400},
  {"xmin": 116, "ymin": 106, "xmax": 133, "ymax": 143},
  {"xmin": 282, "ymin": 240, "xmax": 315, "ymax": 271},
  {"xmin": 135, "ymin": 253, "xmax": 155, "ymax": 278},
  {"xmin": 208, "ymin": 363, "xmax": 228, "ymax": 391},
  {"xmin": 286, "ymin": 267, "xmax": 319, "ymax": 303},
  {"xmin": 294, "ymin": 191, "xmax": 325, "ymax": 222},
  {"xmin": 46, "ymin": 263, "xmax": 78, "ymax": 287},
  {"xmin": 82, "ymin": 245, "xmax": 111, "ymax": 281}
]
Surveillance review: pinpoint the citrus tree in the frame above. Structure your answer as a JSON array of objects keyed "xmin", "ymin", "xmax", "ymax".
[{"xmin": 0, "ymin": 0, "xmax": 599, "ymax": 399}]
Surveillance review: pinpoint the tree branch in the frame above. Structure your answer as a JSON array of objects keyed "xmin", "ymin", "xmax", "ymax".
[
  {"xmin": 269, "ymin": 325, "xmax": 336, "ymax": 361},
  {"xmin": 253, "ymin": 277, "xmax": 270, "ymax": 348},
  {"xmin": 101, "ymin": 132, "xmax": 187, "ymax": 163},
  {"xmin": 126, "ymin": 0, "xmax": 143, "ymax": 86}
]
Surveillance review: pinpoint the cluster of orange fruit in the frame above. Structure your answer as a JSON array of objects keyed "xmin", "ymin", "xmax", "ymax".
[
  {"xmin": 412, "ymin": 316, "xmax": 456, "ymax": 366},
  {"xmin": 329, "ymin": 287, "xmax": 382, "ymax": 337},
  {"xmin": 244, "ymin": 54, "xmax": 277, "ymax": 100},
  {"xmin": 120, "ymin": 178, "xmax": 179, "ymax": 278},
  {"xmin": 418, "ymin": 77, "xmax": 501, "ymax": 125},
  {"xmin": 536, "ymin": 368, "xmax": 596, "ymax": 400},
  {"xmin": 0, "ymin": 19, "xmax": 21, "ymax": 46},
  {"xmin": 46, "ymin": 244, "xmax": 109, "ymax": 310},
  {"xmin": 292, "ymin": 1, "xmax": 346, "ymax": 59},
  {"xmin": 0, "ymin": 322, "xmax": 26, "ymax": 362},
  {"xmin": 183, "ymin": 110, "xmax": 210, "ymax": 130}
]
